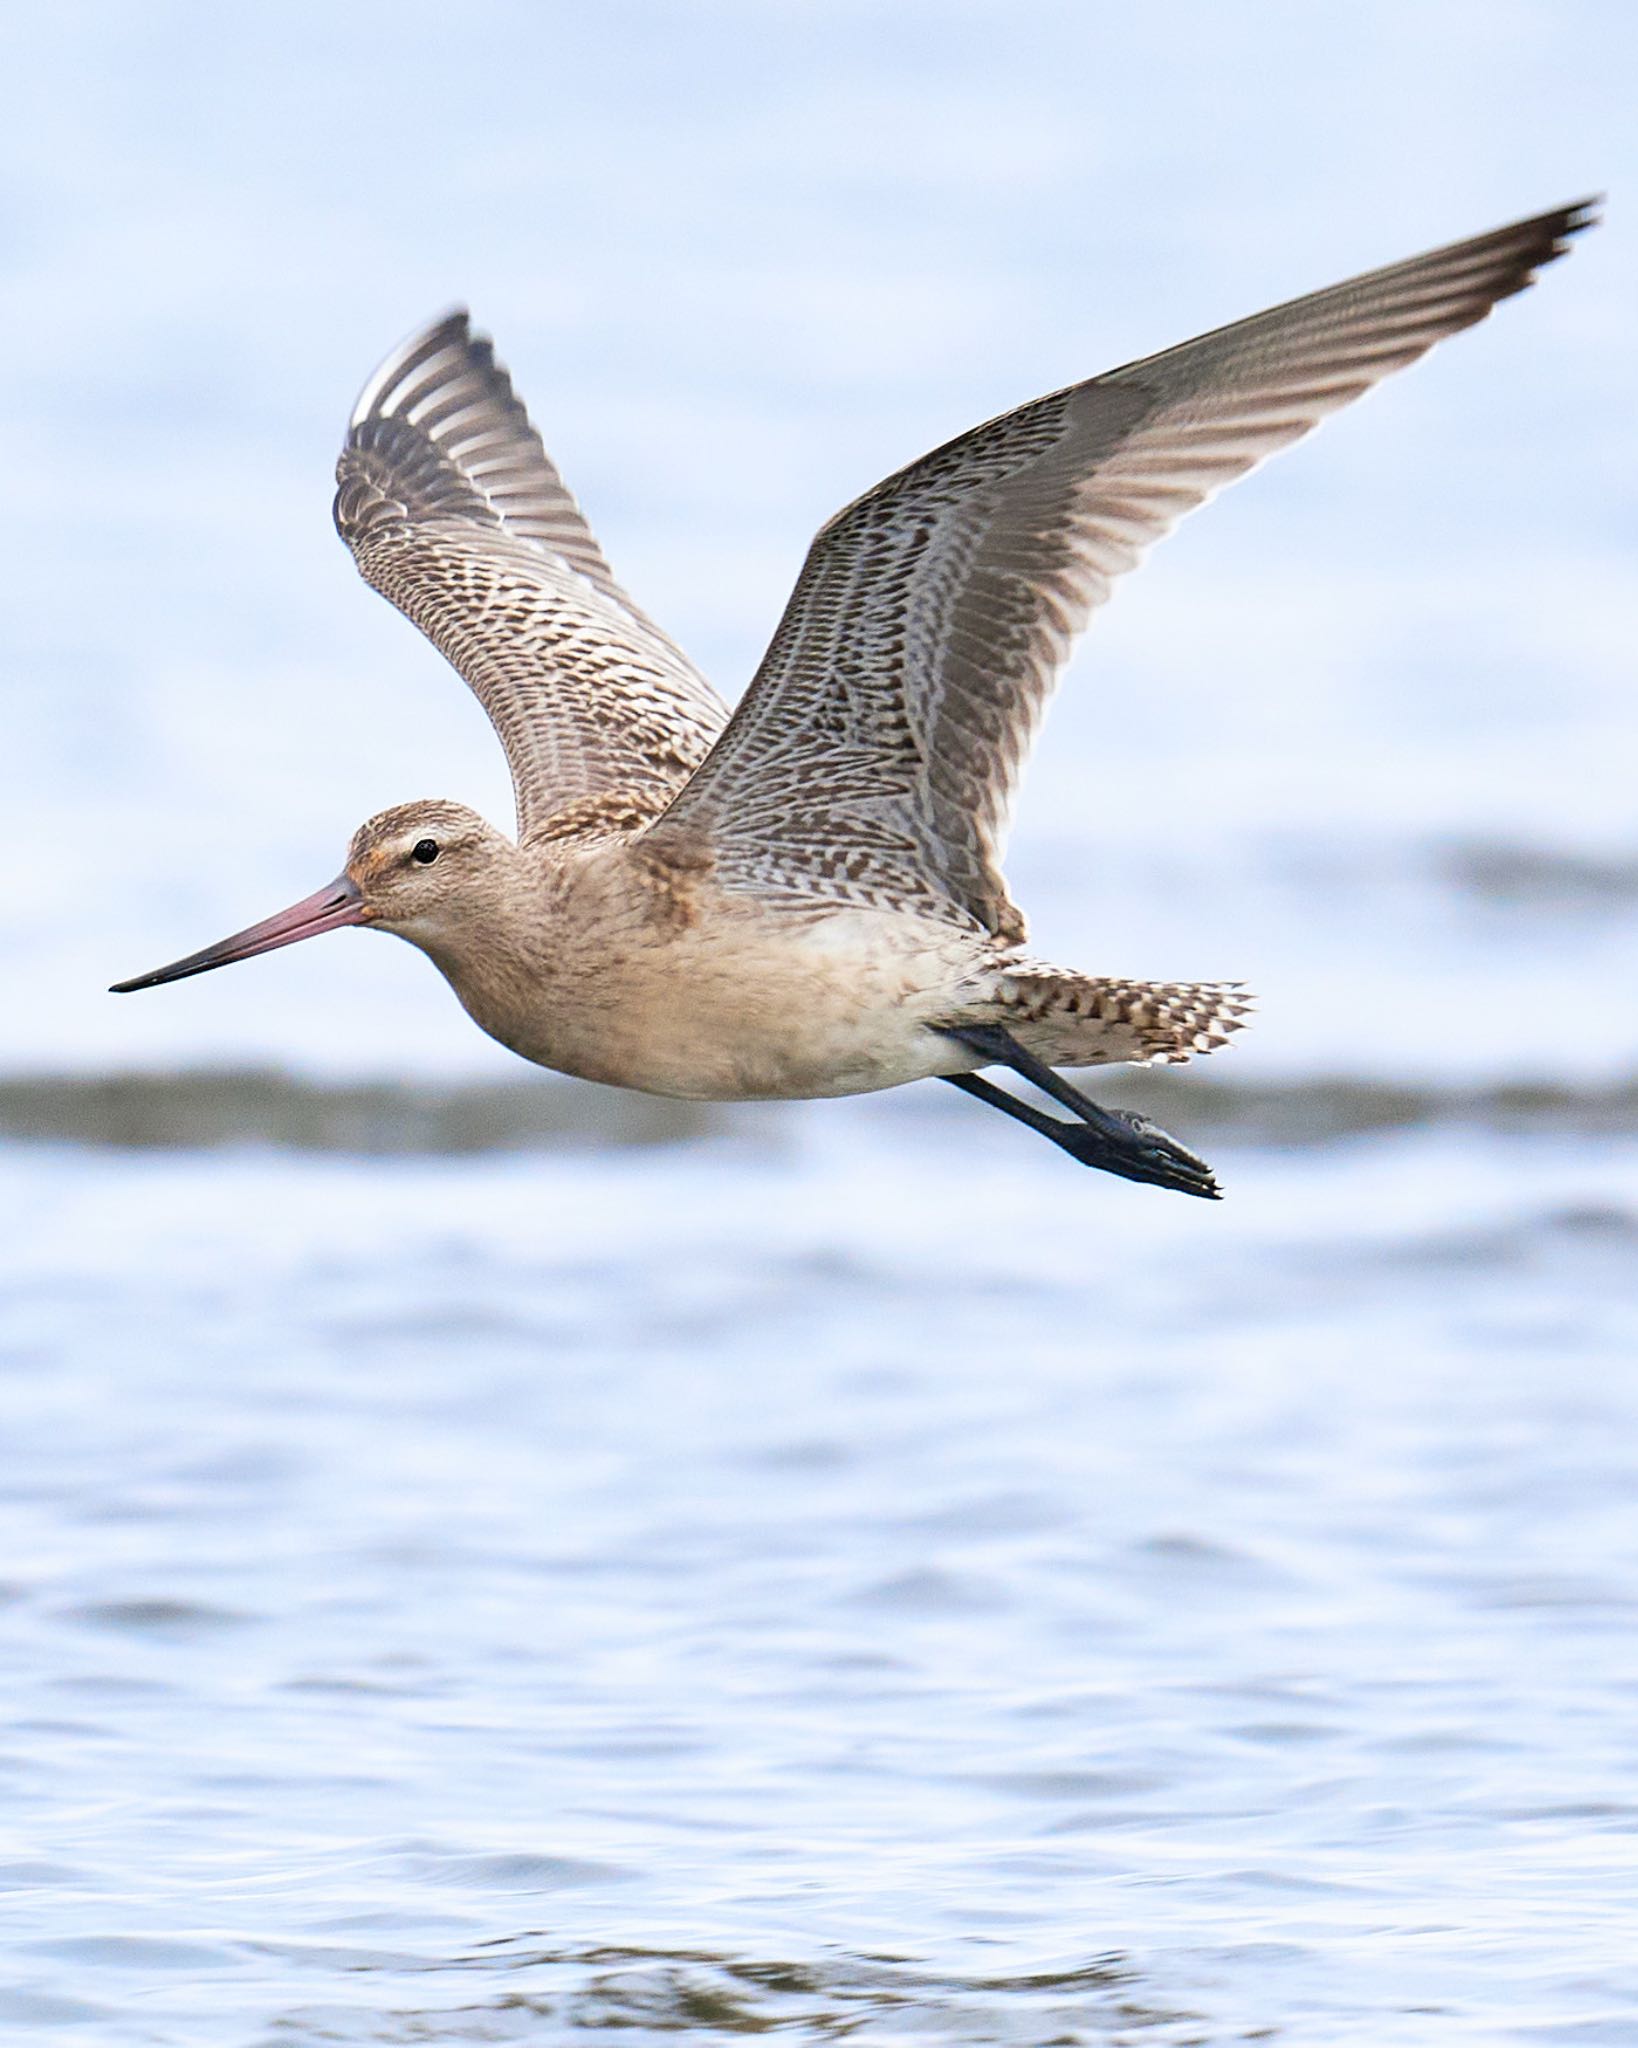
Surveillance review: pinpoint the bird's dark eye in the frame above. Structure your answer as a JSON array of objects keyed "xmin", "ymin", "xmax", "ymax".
[{"xmin": 411, "ymin": 838, "xmax": 440, "ymax": 865}]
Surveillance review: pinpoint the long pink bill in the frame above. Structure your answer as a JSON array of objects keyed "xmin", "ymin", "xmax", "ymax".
[{"xmin": 110, "ymin": 876, "xmax": 365, "ymax": 994}]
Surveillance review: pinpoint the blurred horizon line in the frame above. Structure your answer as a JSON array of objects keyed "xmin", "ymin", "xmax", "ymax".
[{"xmin": 1, "ymin": 1065, "xmax": 1632, "ymax": 1154}]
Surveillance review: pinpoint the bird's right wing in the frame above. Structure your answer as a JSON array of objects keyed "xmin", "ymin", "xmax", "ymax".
[
  {"xmin": 335, "ymin": 312, "xmax": 729, "ymax": 841},
  {"xmin": 642, "ymin": 201, "xmax": 1596, "ymax": 940}
]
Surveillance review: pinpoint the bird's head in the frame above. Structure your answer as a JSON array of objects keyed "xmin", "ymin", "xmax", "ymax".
[{"xmin": 110, "ymin": 799, "xmax": 514, "ymax": 993}]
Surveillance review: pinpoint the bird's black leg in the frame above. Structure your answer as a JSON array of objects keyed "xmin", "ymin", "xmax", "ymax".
[{"xmin": 937, "ymin": 1023, "xmax": 1221, "ymax": 1199}]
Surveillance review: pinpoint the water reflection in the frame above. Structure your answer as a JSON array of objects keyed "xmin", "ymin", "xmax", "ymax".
[{"xmin": 265, "ymin": 1939, "xmax": 1186, "ymax": 2044}]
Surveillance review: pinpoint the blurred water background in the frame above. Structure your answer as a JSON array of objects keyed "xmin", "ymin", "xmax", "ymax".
[{"xmin": 2, "ymin": 4, "xmax": 1635, "ymax": 2042}]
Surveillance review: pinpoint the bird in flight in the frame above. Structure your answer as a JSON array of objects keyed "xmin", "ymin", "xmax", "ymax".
[{"xmin": 114, "ymin": 200, "xmax": 1597, "ymax": 1197}]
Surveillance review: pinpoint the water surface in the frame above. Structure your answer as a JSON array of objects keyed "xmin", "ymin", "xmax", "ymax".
[{"xmin": 5, "ymin": 1109, "xmax": 1637, "ymax": 2043}]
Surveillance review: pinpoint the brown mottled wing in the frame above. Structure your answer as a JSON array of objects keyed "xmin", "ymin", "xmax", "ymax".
[
  {"xmin": 645, "ymin": 201, "xmax": 1596, "ymax": 938},
  {"xmin": 334, "ymin": 311, "xmax": 728, "ymax": 839}
]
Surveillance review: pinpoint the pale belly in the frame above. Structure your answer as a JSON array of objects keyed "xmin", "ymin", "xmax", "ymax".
[{"xmin": 450, "ymin": 905, "xmax": 989, "ymax": 1103}]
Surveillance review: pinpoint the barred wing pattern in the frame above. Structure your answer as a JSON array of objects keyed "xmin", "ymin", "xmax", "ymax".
[
  {"xmin": 646, "ymin": 201, "xmax": 1596, "ymax": 939},
  {"xmin": 335, "ymin": 312, "xmax": 728, "ymax": 840}
]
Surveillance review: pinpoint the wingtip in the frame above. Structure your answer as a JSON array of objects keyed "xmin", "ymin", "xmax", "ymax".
[
  {"xmin": 346, "ymin": 304, "xmax": 480, "ymax": 431},
  {"xmin": 1425, "ymin": 194, "xmax": 1603, "ymax": 313},
  {"xmin": 421, "ymin": 302, "xmax": 476, "ymax": 346},
  {"xmin": 1520, "ymin": 196, "xmax": 1602, "ymax": 269},
  {"xmin": 1499, "ymin": 196, "xmax": 1602, "ymax": 301},
  {"xmin": 1551, "ymin": 194, "xmax": 1603, "ymax": 245}
]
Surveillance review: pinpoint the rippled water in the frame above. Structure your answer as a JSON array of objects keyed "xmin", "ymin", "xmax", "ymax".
[{"xmin": 6, "ymin": 1105, "xmax": 1638, "ymax": 2043}]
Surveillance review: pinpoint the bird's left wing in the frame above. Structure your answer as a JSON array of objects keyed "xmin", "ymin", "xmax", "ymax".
[
  {"xmin": 641, "ymin": 201, "xmax": 1596, "ymax": 939},
  {"xmin": 335, "ymin": 311, "xmax": 728, "ymax": 840}
]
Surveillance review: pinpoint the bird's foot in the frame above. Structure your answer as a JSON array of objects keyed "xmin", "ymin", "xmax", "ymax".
[{"xmin": 1047, "ymin": 1102, "xmax": 1221, "ymax": 1199}]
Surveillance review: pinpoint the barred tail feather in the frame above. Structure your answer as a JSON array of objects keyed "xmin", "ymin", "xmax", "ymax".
[{"xmin": 986, "ymin": 967, "xmax": 1255, "ymax": 1068}]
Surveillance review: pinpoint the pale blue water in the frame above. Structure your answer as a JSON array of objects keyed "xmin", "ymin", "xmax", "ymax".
[
  {"xmin": 5, "ymin": 1112, "xmax": 1638, "ymax": 2043},
  {"xmin": 3, "ymin": 4, "xmax": 1636, "ymax": 2041}
]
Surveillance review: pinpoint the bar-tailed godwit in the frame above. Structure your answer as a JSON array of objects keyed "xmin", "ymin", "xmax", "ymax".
[{"xmin": 114, "ymin": 201, "xmax": 1597, "ymax": 1196}]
